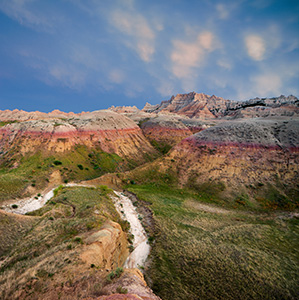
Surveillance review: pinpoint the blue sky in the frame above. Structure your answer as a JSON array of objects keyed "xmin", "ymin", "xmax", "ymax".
[{"xmin": 0, "ymin": 0, "xmax": 298, "ymax": 112}]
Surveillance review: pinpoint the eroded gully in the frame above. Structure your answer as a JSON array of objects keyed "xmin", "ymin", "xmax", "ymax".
[{"xmin": 2, "ymin": 183, "xmax": 150, "ymax": 269}]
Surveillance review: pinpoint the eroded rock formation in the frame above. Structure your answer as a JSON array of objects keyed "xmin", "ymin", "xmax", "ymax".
[{"xmin": 0, "ymin": 110, "xmax": 156, "ymax": 159}]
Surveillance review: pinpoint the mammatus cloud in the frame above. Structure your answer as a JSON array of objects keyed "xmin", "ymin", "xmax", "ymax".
[
  {"xmin": 110, "ymin": 9, "xmax": 157, "ymax": 62},
  {"xmin": 171, "ymin": 31, "xmax": 216, "ymax": 79},
  {"xmin": 245, "ymin": 35, "xmax": 266, "ymax": 61}
]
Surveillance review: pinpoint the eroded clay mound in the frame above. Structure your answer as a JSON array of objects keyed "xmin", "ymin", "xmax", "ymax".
[
  {"xmin": 140, "ymin": 115, "xmax": 193, "ymax": 146},
  {"xmin": 170, "ymin": 118, "xmax": 299, "ymax": 195},
  {"xmin": 0, "ymin": 110, "xmax": 155, "ymax": 158},
  {"xmin": 186, "ymin": 118, "xmax": 299, "ymax": 149}
]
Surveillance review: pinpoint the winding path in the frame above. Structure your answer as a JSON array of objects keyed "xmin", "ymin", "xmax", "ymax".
[{"xmin": 1, "ymin": 183, "xmax": 150, "ymax": 268}]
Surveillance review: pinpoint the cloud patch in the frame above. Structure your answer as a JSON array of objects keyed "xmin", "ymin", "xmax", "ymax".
[
  {"xmin": 171, "ymin": 31, "xmax": 216, "ymax": 79},
  {"xmin": 110, "ymin": 9, "xmax": 156, "ymax": 62},
  {"xmin": 245, "ymin": 35, "xmax": 266, "ymax": 61}
]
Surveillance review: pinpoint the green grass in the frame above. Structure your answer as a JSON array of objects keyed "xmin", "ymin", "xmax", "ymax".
[
  {"xmin": 128, "ymin": 183, "xmax": 299, "ymax": 300},
  {"xmin": 0, "ymin": 146, "xmax": 132, "ymax": 203},
  {"xmin": 149, "ymin": 140, "xmax": 172, "ymax": 155},
  {"xmin": 0, "ymin": 121, "xmax": 18, "ymax": 127},
  {"xmin": 0, "ymin": 186, "xmax": 127, "ymax": 299}
]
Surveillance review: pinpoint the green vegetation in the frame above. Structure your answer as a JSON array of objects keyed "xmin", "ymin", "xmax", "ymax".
[
  {"xmin": 0, "ymin": 121, "xmax": 18, "ymax": 127},
  {"xmin": 107, "ymin": 267, "xmax": 124, "ymax": 282},
  {"xmin": 0, "ymin": 186, "xmax": 126, "ymax": 299},
  {"xmin": 150, "ymin": 139, "xmax": 172, "ymax": 155},
  {"xmin": 128, "ymin": 183, "xmax": 299, "ymax": 300},
  {"xmin": 116, "ymin": 286, "xmax": 128, "ymax": 294},
  {"xmin": 0, "ymin": 145, "xmax": 135, "ymax": 204}
]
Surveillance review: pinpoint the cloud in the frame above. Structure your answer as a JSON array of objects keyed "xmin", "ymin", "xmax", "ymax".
[
  {"xmin": 156, "ymin": 80, "xmax": 175, "ymax": 97},
  {"xmin": 245, "ymin": 35, "xmax": 266, "ymax": 61},
  {"xmin": 251, "ymin": 73, "xmax": 282, "ymax": 96},
  {"xmin": 217, "ymin": 59, "xmax": 232, "ymax": 70},
  {"xmin": 0, "ymin": 0, "xmax": 59, "ymax": 32},
  {"xmin": 110, "ymin": 9, "xmax": 156, "ymax": 62},
  {"xmin": 170, "ymin": 31, "xmax": 216, "ymax": 79}
]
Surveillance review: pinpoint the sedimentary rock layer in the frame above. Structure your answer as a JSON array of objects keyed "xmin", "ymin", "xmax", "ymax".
[
  {"xmin": 140, "ymin": 115, "xmax": 193, "ymax": 146},
  {"xmin": 0, "ymin": 110, "xmax": 156, "ymax": 159},
  {"xmin": 142, "ymin": 92, "xmax": 299, "ymax": 119},
  {"xmin": 169, "ymin": 118, "xmax": 299, "ymax": 191}
]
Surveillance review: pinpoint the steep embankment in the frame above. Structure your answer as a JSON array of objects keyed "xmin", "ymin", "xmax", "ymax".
[{"xmin": 168, "ymin": 118, "xmax": 299, "ymax": 207}]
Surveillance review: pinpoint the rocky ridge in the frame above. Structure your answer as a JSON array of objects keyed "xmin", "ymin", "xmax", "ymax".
[{"xmin": 141, "ymin": 92, "xmax": 299, "ymax": 119}]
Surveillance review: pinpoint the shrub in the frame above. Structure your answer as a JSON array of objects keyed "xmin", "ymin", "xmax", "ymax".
[
  {"xmin": 53, "ymin": 160, "xmax": 62, "ymax": 166},
  {"xmin": 53, "ymin": 185, "xmax": 63, "ymax": 197},
  {"xmin": 107, "ymin": 267, "xmax": 124, "ymax": 282},
  {"xmin": 11, "ymin": 204, "xmax": 18, "ymax": 209},
  {"xmin": 74, "ymin": 237, "xmax": 83, "ymax": 243},
  {"xmin": 116, "ymin": 286, "xmax": 128, "ymax": 294},
  {"xmin": 77, "ymin": 164, "xmax": 84, "ymax": 170}
]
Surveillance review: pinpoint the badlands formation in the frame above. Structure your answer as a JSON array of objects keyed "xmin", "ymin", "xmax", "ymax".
[{"xmin": 0, "ymin": 92, "xmax": 298, "ymax": 299}]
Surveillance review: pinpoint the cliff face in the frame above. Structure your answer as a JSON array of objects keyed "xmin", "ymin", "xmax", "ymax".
[
  {"xmin": 0, "ymin": 110, "xmax": 156, "ymax": 160},
  {"xmin": 142, "ymin": 92, "xmax": 230, "ymax": 118},
  {"xmin": 80, "ymin": 221, "xmax": 129, "ymax": 269}
]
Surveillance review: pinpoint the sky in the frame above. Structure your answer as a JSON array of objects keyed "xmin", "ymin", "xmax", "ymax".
[{"xmin": 0, "ymin": 0, "xmax": 298, "ymax": 113}]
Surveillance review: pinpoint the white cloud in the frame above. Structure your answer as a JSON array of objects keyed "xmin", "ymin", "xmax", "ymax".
[
  {"xmin": 236, "ymin": 62, "xmax": 299, "ymax": 100},
  {"xmin": 251, "ymin": 73, "xmax": 282, "ymax": 96},
  {"xmin": 0, "ymin": 0, "xmax": 58, "ymax": 32},
  {"xmin": 245, "ymin": 35, "xmax": 266, "ymax": 61},
  {"xmin": 110, "ymin": 9, "xmax": 156, "ymax": 62},
  {"xmin": 170, "ymin": 31, "xmax": 216, "ymax": 79}
]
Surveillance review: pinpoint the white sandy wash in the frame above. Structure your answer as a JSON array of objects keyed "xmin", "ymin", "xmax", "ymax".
[
  {"xmin": 111, "ymin": 191, "xmax": 150, "ymax": 269},
  {"xmin": 2, "ymin": 184, "xmax": 150, "ymax": 269},
  {"xmin": 1, "ymin": 183, "xmax": 92, "ymax": 214}
]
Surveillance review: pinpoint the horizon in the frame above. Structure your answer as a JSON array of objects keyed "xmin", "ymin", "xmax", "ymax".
[
  {"xmin": 0, "ymin": 91, "xmax": 297, "ymax": 114},
  {"xmin": 0, "ymin": 0, "xmax": 298, "ymax": 113}
]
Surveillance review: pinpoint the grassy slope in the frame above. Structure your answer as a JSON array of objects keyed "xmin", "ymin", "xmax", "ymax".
[
  {"xmin": 0, "ymin": 186, "xmax": 128, "ymax": 300},
  {"xmin": 128, "ymin": 183, "xmax": 299, "ymax": 300},
  {"xmin": 0, "ymin": 212, "xmax": 38, "ymax": 260},
  {"xmin": 0, "ymin": 145, "xmax": 141, "ymax": 204}
]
